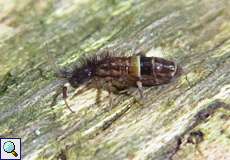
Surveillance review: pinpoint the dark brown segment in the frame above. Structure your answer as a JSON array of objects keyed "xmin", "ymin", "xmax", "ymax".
[
  {"xmin": 140, "ymin": 56, "xmax": 152, "ymax": 75},
  {"xmin": 96, "ymin": 57, "xmax": 131, "ymax": 77},
  {"xmin": 62, "ymin": 86, "xmax": 68, "ymax": 99},
  {"xmin": 57, "ymin": 54, "xmax": 182, "ymax": 111},
  {"xmin": 67, "ymin": 55, "xmax": 181, "ymax": 90}
]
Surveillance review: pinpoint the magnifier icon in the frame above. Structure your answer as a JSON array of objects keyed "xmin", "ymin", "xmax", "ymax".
[{"xmin": 3, "ymin": 141, "xmax": 18, "ymax": 157}]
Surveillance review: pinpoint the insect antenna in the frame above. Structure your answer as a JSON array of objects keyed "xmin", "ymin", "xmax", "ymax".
[{"xmin": 44, "ymin": 42, "xmax": 74, "ymax": 113}]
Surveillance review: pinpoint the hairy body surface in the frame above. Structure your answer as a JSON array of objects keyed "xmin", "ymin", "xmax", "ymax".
[{"xmin": 55, "ymin": 54, "xmax": 182, "ymax": 112}]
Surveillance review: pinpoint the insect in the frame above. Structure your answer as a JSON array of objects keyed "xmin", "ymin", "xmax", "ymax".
[{"xmin": 53, "ymin": 51, "xmax": 182, "ymax": 112}]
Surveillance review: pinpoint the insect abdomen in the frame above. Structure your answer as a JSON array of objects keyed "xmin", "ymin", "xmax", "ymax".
[
  {"xmin": 95, "ymin": 57, "xmax": 132, "ymax": 77},
  {"xmin": 95, "ymin": 56, "xmax": 181, "ymax": 86},
  {"xmin": 140, "ymin": 56, "xmax": 180, "ymax": 85}
]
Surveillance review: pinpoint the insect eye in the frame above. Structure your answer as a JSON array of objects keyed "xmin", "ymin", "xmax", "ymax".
[{"xmin": 84, "ymin": 68, "xmax": 92, "ymax": 77}]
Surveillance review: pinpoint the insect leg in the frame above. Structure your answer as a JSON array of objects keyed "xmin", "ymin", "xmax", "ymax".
[
  {"xmin": 136, "ymin": 80, "xmax": 144, "ymax": 98},
  {"xmin": 62, "ymin": 84, "xmax": 75, "ymax": 113},
  {"xmin": 51, "ymin": 86, "xmax": 63, "ymax": 107},
  {"xmin": 71, "ymin": 82, "xmax": 92, "ymax": 99},
  {"xmin": 92, "ymin": 77, "xmax": 102, "ymax": 105},
  {"xmin": 103, "ymin": 77, "xmax": 115, "ymax": 108},
  {"xmin": 108, "ymin": 80, "xmax": 113, "ymax": 108}
]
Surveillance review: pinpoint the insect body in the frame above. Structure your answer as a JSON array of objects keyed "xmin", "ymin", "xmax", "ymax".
[{"xmin": 57, "ymin": 55, "xmax": 182, "ymax": 112}]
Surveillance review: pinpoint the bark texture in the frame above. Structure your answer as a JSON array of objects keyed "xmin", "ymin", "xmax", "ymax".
[{"xmin": 0, "ymin": 0, "xmax": 230, "ymax": 160}]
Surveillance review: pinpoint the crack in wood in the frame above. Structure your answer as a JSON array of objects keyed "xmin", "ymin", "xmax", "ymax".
[{"xmin": 155, "ymin": 100, "xmax": 229, "ymax": 160}]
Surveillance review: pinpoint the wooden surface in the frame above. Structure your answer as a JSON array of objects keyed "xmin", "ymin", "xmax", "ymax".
[{"xmin": 0, "ymin": 0, "xmax": 230, "ymax": 159}]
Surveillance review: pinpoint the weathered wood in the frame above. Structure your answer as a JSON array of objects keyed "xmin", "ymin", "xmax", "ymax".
[{"xmin": 0, "ymin": 0, "xmax": 229, "ymax": 160}]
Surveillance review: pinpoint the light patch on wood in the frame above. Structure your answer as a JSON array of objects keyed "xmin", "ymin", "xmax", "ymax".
[
  {"xmin": 145, "ymin": 47, "xmax": 165, "ymax": 58},
  {"xmin": 0, "ymin": 24, "xmax": 15, "ymax": 41}
]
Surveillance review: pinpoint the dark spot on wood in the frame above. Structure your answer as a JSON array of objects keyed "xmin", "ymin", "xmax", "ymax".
[
  {"xmin": 57, "ymin": 149, "xmax": 67, "ymax": 160},
  {"xmin": 220, "ymin": 114, "xmax": 230, "ymax": 120},
  {"xmin": 168, "ymin": 137, "xmax": 183, "ymax": 160},
  {"xmin": 194, "ymin": 101, "xmax": 226, "ymax": 123},
  {"xmin": 187, "ymin": 130, "xmax": 204, "ymax": 145}
]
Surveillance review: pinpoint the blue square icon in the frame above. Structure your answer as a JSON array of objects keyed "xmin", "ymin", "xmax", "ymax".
[{"xmin": 0, "ymin": 138, "xmax": 21, "ymax": 160}]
